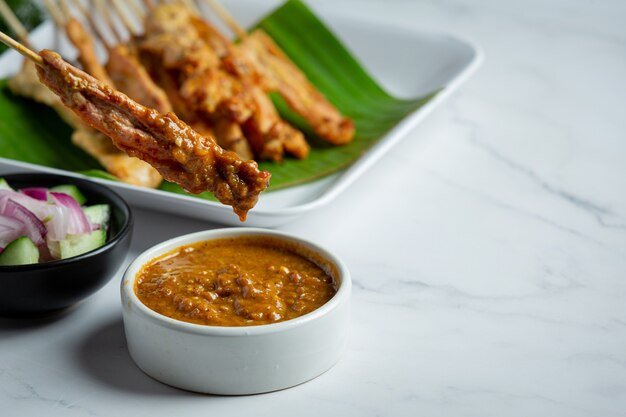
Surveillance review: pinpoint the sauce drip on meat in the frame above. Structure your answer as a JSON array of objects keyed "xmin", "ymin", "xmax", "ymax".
[{"xmin": 135, "ymin": 236, "xmax": 338, "ymax": 326}]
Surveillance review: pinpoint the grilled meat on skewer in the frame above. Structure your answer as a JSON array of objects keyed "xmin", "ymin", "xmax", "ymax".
[
  {"xmin": 106, "ymin": 44, "xmax": 173, "ymax": 115},
  {"xmin": 8, "ymin": 61, "xmax": 164, "ymax": 187},
  {"xmin": 138, "ymin": 4, "xmax": 307, "ymax": 161},
  {"xmin": 213, "ymin": 118, "xmax": 253, "ymax": 161},
  {"xmin": 65, "ymin": 17, "xmax": 113, "ymax": 86},
  {"xmin": 186, "ymin": 10, "xmax": 353, "ymax": 145},
  {"xmin": 189, "ymin": 13, "xmax": 309, "ymax": 160},
  {"xmin": 36, "ymin": 50, "xmax": 270, "ymax": 220},
  {"xmin": 238, "ymin": 30, "xmax": 354, "ymax": 145},
  {"xmin": 50, "ymin": 13, "xmax": 164, "ymax": 187}
]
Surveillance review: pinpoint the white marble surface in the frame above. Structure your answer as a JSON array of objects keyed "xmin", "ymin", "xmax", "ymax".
[{"xmin": 2, "ymin": 0, "xmax": 626, "ymax": 416}]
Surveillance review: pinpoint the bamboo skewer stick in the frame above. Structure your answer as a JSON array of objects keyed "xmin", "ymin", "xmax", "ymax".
[
  {"xmin": 127, "ymin": 0, "xmax": 146, "ymax": 21},
  {"xmin": 66, "ymin": 0, "xmax": 111, "ymax": 49},
  {"xmin": 95, "ymin": 0, "xmax": 123, "ymax": 44},
  {"xmin": 202, "ymin": 0, "xmax": 247, "ymax": 40},
  {"xmin": 43, "ymin": 0, "xmax": 66, "ymax": 27},
  {"xmin": 122, "ymin": 2, "xmax": 145, "ymax": 32},
  {"xmin": 58, "ymin": 0, "xmax": 72, "ymax": 21},
  {"xmin": 0, "ymin": 30, "xmax": 43, "ymax": 64},
  {"xmin": 60, "ymin": 0, "xmax": 109, "ymax": 49},
  {"xmin": 111, "ymin": 0, "xmax": 139, "ymax": 36},
  {"xmin": 0, "ymin": 0, "xmax": 31, "ymax": 46}
]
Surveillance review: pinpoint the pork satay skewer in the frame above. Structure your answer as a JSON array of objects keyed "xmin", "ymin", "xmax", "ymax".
[
  {"xmin": 36, "ymin": 49, "xmax": 271, "ymax": 220},
  {"xmin": 201, "ymin": 0, "xmax": 355, "ymax": 145},
  {"xmin": 46, "ymin": 1, "xmax": 160, "ymax": 186},
  {"xmin": 131, "ymin": 2, "xmax": 303, "ymax": 160},
  {"xmin": 40, "ymin": 1, "xmax": 164, "ymax": 188},
  {"xmin": 0, "ymin": 4, "xmax": 153, "ymax": 188},
  {"xmin": 0, "ymin": 33, "xmax": 270, "ymax": 219},
  {"xmin": 159, "ymin": 3, "xmax": 303, "ymax": 160},
  {"xmin": 186, "ymin": 6, "xmax": 309, "ymax": 159},
  {"xmin": 133, "ymin": 4, "xmax": 256, "ymax": 159},
  {"xmin": 64, "ymin": 0, "xmax": 169, "ymax": 187}
]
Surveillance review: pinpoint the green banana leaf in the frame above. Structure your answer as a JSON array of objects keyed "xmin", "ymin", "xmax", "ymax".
[{"xmin": 0, "ymin": 0, "xmax": 437, "ymax": 198}]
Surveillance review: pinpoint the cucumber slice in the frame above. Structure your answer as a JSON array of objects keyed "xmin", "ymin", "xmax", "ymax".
[
  {"xmin": 0, "ymin": 178, "xmax": 13, "ymax": 191},
  {"xmin": 59, "ymin": 229, "xmax": 106, "ymax": 259},
  {"xmin": 0, "ymin": 236, "xmax": 39, "ymax": 266},
  {"xmin": 83, "ymin": 205, "xmax": 111, "ymax": 230},
  {"xmin": 49, "ymin": 184, "xmax": 87, "ymax": 205}
]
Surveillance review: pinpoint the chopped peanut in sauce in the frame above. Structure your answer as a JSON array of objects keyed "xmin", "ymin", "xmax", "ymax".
[{"xmin": 135, "ymin": 236, "xmax": 337, "ymax": 326}]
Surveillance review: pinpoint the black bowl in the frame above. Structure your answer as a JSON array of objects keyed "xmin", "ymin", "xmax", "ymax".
[{"xmin": 0, "ymin": 173, "xmax": 133, "ymax": 315}]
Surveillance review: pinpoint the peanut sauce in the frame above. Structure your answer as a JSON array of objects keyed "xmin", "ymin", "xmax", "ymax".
[{"xmin": 135, "ymin": 236, "xmax": 337, "ymax": 326}]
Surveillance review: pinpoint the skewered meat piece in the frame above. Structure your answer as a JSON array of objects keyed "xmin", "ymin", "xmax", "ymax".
[
  {"xmin": 239, "ymin": 30, "xmax": 355, "ymax": 145},
  {"xmin": 65, "ymin": 17, "xmax": 113, "ymax": 86},
  {"xmin": 213, "ymin": 118, "xmax": 253, "ymax": 161},
  {"xmin": 187, "ymin": 12, "xmax": 352, "ymax": 145},
  {"xmin": 139, "ymin": 5, "xmax": 252, "ymax": 123},
  {"xmin": 106, "ymin": 44, "xmax": 173, "ymax": 115},
  {"xmin": 139, "ymin": 56, "xmax": 199, "ymax": 121},
  {"xmin": 139, "ymin": 4, "xmax": 299, "ymax": 161},
  {"xmin": 242, "ymin": 87, "xmax": 309, "ymax": 161},
  {"xmin": 189, "ymin": 15, "xmax": 263, "ymax": 86},
  {"xmin": 135, "ymin": 51, "xmax": 254, "ymax": 161},
  {"xmin": 179, "ymin": 66, "xmax": 252, "ymax": 122},
  {"xmin": 138, "ymin": 42, "xmax": 255, "ymax": 159},
  {"xmin": 8, "ymin": 61, "xmax": 163, "ymax": 188},
  {"xmin": 189, "ymin": 15, "xmax": 309, "ymax": 159},
  {"xmin": 36, "ymin": 50, "xmax": 270, "ymax": 220},
  {"xmin": 57, "ymin": 15, "xmax": 165, "ymax": 187}
]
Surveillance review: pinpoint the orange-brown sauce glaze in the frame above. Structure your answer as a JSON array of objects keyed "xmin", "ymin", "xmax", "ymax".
[{"xmin": 135, "ymin": 236, "xmax": 337, "ymax": 326}]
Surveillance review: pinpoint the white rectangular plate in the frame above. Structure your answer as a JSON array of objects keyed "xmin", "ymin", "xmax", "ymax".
[{"xmin": 0, "ymin": 0, "xmax": 482, "ymax": 227}]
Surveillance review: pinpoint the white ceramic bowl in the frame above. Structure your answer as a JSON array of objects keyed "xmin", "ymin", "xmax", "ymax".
[{"xmin": 121, "ymin": 228, "xmax": 351, "ymax": 395}]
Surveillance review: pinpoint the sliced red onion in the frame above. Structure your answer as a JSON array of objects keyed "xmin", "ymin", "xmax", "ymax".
[
  {"xmin": 0, "ymin": 214, "xmax": 25, "ymax": 249},
  {"xmin": 0, "ymin": 190, "xmax": 70, "ymax": 241},
  {"xmin": 50, "ymin": 192, "xmax": 91, "ymax": 235},
  {"xmin": 0, "ymin": 187, "xmax": 91, "ymax": 245},
  {"xmin": 45, "ymin": 204, "xmax": 70, "ymax": 241},
  {"xmin": 0, "ymin": 190, "xmax": 50, "ymax": 220},
  {"xmin": 1, "ymin": 199, "xmax": 46, "ymax": 246},
  {"xmin": 20, "ymin": 187, "xmax": 50, "ymax": 201}
]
